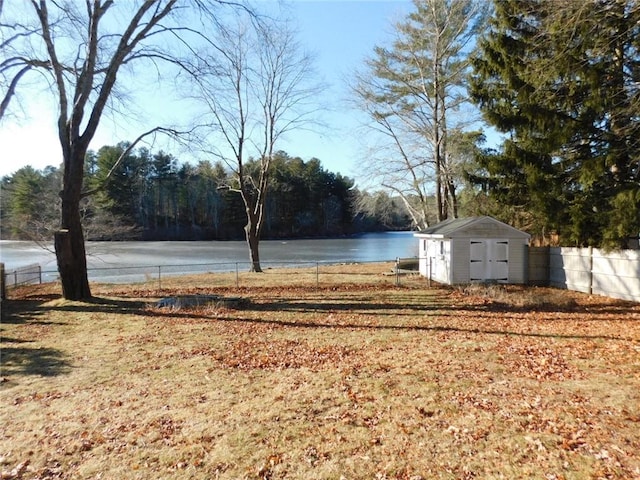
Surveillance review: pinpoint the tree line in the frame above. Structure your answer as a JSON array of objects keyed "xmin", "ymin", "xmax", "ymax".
[{"xmin": 0, "ymin": 146, "xmax": 412, "ymax": 242}]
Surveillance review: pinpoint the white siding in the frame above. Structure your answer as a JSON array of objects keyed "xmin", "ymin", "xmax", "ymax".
[
  {"xmin": 431, "ymin": 240, "xmax": 451, "ymax": 284},
  {"xmin": 418, "ymin": 239, "xmax": 447, "ymax": 281},
  {"xmin": 451, "ymin": 238, "xmax": 470, "ymax": 283},
  {"xmin": 418, "ymin": 239, "xmax": 428, "ymax": 276},
  {"xmin": 418, "ymin": 238, "xmax": 435, "ymax": 277}
]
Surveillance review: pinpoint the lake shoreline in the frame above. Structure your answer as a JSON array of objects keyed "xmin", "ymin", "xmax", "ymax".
[
  {"xmin": 1, "ymin": 229, "xmax": 416, "ymax": 244},
  {"xmin": 0, "ymin": 233, "xmax": 419, "ymax": 275}
]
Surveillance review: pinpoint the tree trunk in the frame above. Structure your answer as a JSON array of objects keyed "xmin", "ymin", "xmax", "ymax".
[
  {"xmin": 245, "ymin": 214, "xmax": 262, "ymax": 272},
  {"xmin": 55, "ymin": 150, "xmax": 91, "ymax": 300},
  {"xmin": 449, "ymin": 179, "xmax": 459, "ymax": 219},
  {"xmin": 435, "ymin": 159, "xmax": 445, "ymax": 222}
]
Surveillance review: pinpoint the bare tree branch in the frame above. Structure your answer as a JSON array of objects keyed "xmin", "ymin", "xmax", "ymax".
[
  {"xmin": 0, "ymin": 64, "xmax": 31, "ymax": 118},
  {"xmin": 351, "ymin": 0, "xmax": 488, "ymax": 224},
  {"xmin": 0, "ymin": 0, "xmax": 255, "ymax": 299},
  {"xmin": 80, "ymin": 125, "xmax": 193, "ymax": 198},
  {"xmin": 185, "ymin": 11, "xmax": 322, "ymax": 272}
]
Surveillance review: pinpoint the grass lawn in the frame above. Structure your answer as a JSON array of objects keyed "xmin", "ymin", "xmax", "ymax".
[{"xmin": 1, "ymin": 263, "xmax": 639, "ymax": 479}]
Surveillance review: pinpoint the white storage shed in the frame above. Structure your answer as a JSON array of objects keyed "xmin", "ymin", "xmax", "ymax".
[{"xmin": 414, "ymin": 216, "xmax": 531, "ymax": 285}]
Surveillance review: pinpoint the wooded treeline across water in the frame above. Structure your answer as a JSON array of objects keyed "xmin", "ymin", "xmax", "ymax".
[{"xmin": 0, "ymin": 146, "xmax": 413, "ymax": 241}]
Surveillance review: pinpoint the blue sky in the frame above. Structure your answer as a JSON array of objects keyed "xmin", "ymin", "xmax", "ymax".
[
  {"xmin": 0, "ymin": 1, "xmax": 414, "ymax": 180},
  {"xmin": 278, "ymin": 0, "xmax": 412, "ymax": 177}
]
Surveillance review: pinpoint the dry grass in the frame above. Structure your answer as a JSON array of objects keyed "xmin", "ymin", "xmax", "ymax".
[
  {"xmin": 156, "ymin": 262, "xmax": 411, "ymax": 290},
  {"xmin": 1, "ymin": 263, "xmax": 639, "ymax": 479}
]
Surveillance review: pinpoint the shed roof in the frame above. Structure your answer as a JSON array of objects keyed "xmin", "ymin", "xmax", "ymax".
[{"xmin": 414, "ymin": 216, "xmax": 530, "ymax": 239}]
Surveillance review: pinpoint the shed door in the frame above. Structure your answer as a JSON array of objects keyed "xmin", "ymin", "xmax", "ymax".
[{"xmin": 470, "ymin": 239, "xmax": 508, "ymax": 282}]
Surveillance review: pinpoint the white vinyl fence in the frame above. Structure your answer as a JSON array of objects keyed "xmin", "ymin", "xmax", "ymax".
[{"xmin": 546, "ymin": 247, "xmax": 640, "ymax": 302}]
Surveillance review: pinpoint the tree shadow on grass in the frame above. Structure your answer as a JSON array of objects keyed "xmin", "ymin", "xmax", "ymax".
[
  {"xmin": 1, "ymin": 346, "xmax": 72, "ymax": 377},
  {"xmin": 1, "ymin": 298, "xmax": 60, "ymax": 325},
  {"xmin": 243, "ymin": 294, "xmax": 640, "ymax": 324},
  {"xmin": 1, "ymin": 296, "xmax": 148, "ymax": 380},
  {"xmin": 1, "ymin": 296, "xmax": 148, "ymax": 324},
  {"xmin": 44, "ymin": 296, "xmax": 149, "ymax": 315},
  {"xmin": 144, "ymin": 295, "xmax": 637, "ymax": 342}
]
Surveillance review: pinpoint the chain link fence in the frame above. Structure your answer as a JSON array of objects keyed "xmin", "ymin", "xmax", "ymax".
[{"xmin": 2, "ymin": 258, "xmax": 424, "ymax": 297}]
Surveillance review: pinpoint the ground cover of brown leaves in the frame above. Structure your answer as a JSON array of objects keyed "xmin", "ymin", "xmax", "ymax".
[{"xmin": 1, "ymin": 268, "xmax": 639, "ymax": 479}]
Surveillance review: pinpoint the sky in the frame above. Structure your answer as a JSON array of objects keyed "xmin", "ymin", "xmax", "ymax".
[{"xmin": 0, "ymin": 1, "xmax": 414, "ymax": 181}]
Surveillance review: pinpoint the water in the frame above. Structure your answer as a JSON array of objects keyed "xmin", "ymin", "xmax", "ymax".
[{"xmin": 0, "ymin": 232, "xmax": 418, "ymax": 283}]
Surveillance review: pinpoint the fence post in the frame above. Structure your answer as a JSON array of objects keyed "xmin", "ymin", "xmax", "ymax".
[
  {"xmin": 158, "ymin": 265, "xmax": 162, "ymax": 291},
  {"xmin": 588, "ymin": 246, "xmax": 593, "ymax": 295},
  {"xmin": 236, "ymin": 263, "xmax": 239, "ymax": 288},
  {"xmin": 428, "ymin": 257, "xmax": 432, "ymax": 289},
  {"xmin": 38, "ymin": 265, "xmax": 42, "ymax": 284},
  {"xmin": 0, "ymin": 263, "xmax": 5, "ymax": 301},
  {"xmin": 395, "ymin": 257, "xmax": 400, "ymax": 286}
]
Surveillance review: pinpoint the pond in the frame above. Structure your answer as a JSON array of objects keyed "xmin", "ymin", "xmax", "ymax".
[{"xmin": 1, "ymin": 232, "xmax": 418, "ymax": 283}]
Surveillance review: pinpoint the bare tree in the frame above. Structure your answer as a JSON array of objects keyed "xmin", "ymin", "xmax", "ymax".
[
  {"xmin": 352, "ymin": 0, "xmax": 488, "ymax": 226},
  {"xmin": 352, "ymin": 104, "xmax": 434, "ymax": 229},
  {"xmin": 188, "ymin": 13, "xmax": 320, "ymax": 272},
  {"xmin": 0, "ymin": 1, "xmax": 245, "ymax": 299}
]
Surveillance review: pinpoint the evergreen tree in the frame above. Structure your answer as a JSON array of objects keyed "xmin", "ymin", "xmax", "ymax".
[
  {"xmin": 262, "ymin": 153, "xmax": 356, "ymax": 237},
  {"xmin": 471, "ymin": 0, "xmax": 640, "ymax": 247},
  {"xmin": 149, "ymin": 151, "xmax": 178, "ymax": 234},
  {"xmin": 3, "ymin": 166, "xmax": 60, "ymax": 239},
  {"xmin": 193, "ymin": 160, "xmax": 230, "ymax": 237},
  {"xmin": 91, "ymin": 144, "xmax": 149, "ymax": 223}
]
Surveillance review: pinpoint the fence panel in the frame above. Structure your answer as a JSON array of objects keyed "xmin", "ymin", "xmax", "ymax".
[
  {"xmin": 527, "ymin": 247, "xmax": 549, "ymax": 286},
  {"xmin": 547, "ymin": 247, "xmax": 640, "ymax": 302},
  {"xmin": 3, "ymin": 263, "xmax": 42, "ymax": 288},
  {"xmin": 549, "ymin": 248, "xmax": 592, "ymax": 293},
  {"xmin": 591, "ymin": 249, "xmax": 640, "ymax": 302}
]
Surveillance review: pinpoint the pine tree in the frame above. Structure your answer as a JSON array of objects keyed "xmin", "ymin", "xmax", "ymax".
[{"xmin": 471, "ymin": 0, "xmax": 640, "ymax": 247}]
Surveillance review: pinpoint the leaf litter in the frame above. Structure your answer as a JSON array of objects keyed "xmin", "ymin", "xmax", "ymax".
[{"xmin": 1, "ymin": 277, "xmax": 639, "ymax": 479}]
